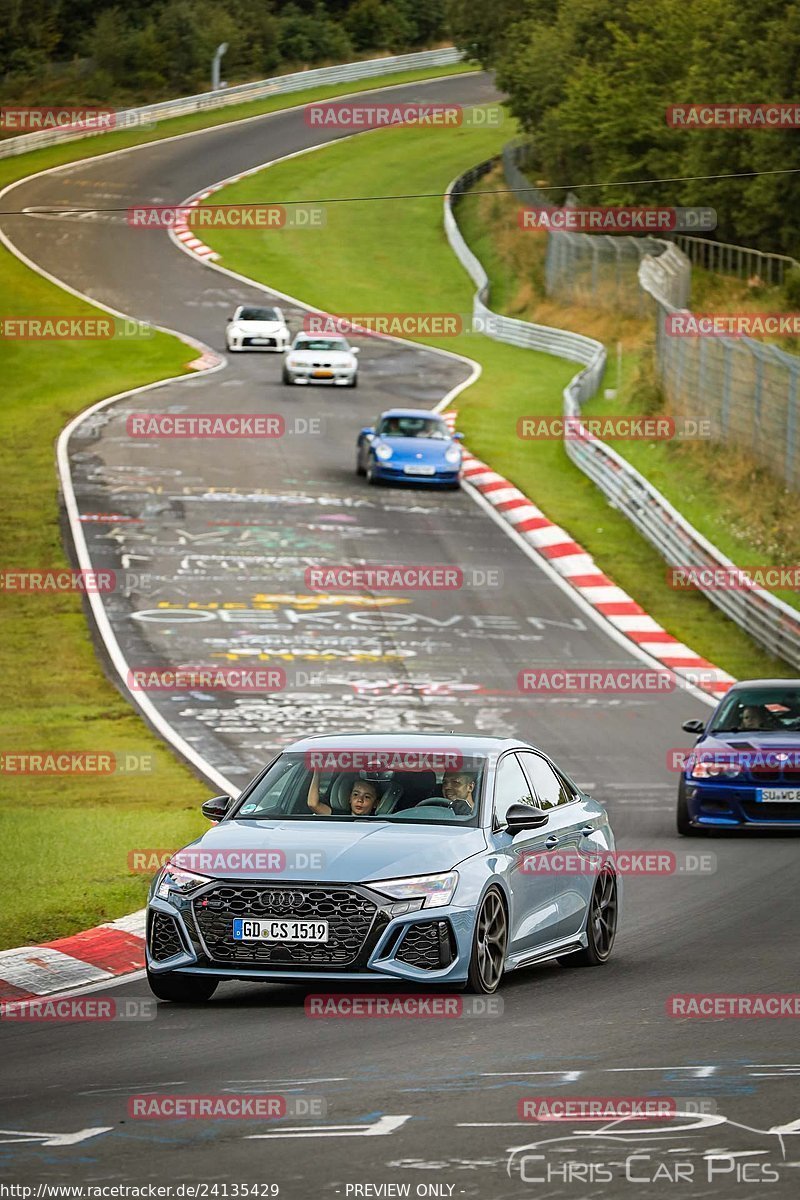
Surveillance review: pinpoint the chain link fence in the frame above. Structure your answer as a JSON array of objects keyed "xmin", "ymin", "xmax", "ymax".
[
  {"xmin": 504, "ymin": 140, "xmax": 800, "ymax": 490},
  {"xmin": 502, "ymin": 141, "xmax": 687, "ymax": 316}
]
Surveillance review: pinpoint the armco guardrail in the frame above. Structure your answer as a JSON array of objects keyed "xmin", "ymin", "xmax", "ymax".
[
  {"xmin": 0, "ymin": 47, "xmax": 464, "ymax": 159},
  {"xmin": 445, "ymin": 158, "xmax": 800, "ymax": 669}
]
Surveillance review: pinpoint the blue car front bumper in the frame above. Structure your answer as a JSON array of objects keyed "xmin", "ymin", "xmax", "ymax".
[
  {"xmin": 372, "ymin": 462, "xmax": 460, "ymax": 486},
  {"xmin": 683, "ymin": 780, "xmax": 800, "ymax": 828}
]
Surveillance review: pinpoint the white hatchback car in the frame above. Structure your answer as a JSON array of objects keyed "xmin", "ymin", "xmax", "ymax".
[
  {"xmin": 283, "ymin": 333, "xmax": 359, "ymax": 387},
  {"xmin": 226, "ymin": 305, "xmax": 290, "ymax": 352}
]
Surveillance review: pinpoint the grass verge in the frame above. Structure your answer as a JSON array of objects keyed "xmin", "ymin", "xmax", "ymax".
[
  {"xmin": 200, "ymin": 118, "xmax": 792, "ymax": 681},
  {"xmin": 0, "ymin": 61, "xmax": 473, "ymax": 950}
]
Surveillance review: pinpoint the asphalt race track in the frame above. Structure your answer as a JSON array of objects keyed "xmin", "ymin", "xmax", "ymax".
[{"xmin": 1, "ymin": 73, "xmax": 799, "ymax": 1197}]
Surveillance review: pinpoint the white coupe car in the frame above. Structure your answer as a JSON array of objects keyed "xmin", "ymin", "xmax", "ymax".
[
  {"xmin": 282, "ymin": 333, "xmax": 359, "ymax": 387},
  {"xmin": 226, "ymin": 305, "xmax": 290, "ymax": 352}
]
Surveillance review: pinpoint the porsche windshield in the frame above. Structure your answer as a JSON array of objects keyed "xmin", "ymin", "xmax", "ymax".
[
  {"xmin": 378, "ymin": 416, "xmax": 450, "ymax": 439},
  {"xmin": 230, "ymin": 752, "xmax": 486, "ymax": 826}
]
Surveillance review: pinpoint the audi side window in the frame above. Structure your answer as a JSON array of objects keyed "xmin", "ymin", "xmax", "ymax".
[
  {"xmin": 493, "ymin": 754, "xmax": 537, "ymax": 825},
  {"xmin": 517, "ymin": 752, "xmax": 571, "ymax": 809}
]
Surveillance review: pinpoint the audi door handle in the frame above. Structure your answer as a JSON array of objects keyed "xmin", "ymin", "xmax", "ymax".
[{"xmin": 545, "ymin": 835, "xmax": 560, "ymax": 849}]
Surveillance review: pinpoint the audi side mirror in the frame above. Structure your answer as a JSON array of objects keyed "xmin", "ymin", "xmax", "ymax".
[
  {"xmin": 682, "ymin": 719, "xmax": 705, "ymax": 735},
  {"xmin": 202, "ymin": 795, "xmax": 232, "ymax": 822},
  {"xmin": 504, "ymin": 803, "xmax": 549, "ymax": 834}
]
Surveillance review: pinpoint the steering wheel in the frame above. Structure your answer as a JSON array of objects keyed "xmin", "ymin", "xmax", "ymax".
[{"xmin": 416, "ymin": 797, "xmax": 454, "ymax": 809}]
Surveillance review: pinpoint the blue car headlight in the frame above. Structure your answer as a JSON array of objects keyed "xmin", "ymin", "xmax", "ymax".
[
  {"xmin": 155, "ymin": 865, "xmax": 211, "ymax": 899},
  {"xmin": 375, "ymin": 442, "xmax": 393, "ymax": 461},
  {"xmin": 372, "ymin": 871, "xmax": 458, "ymax": 909},
  {"xmin": 444, "ymin": 445, "xmax": 462, "ymax": 465},
  {"xmin": 689, "ymin": 757, "xmax": 743, "ymax": 779}
]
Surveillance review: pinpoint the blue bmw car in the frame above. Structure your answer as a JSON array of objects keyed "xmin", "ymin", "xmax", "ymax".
[
  {"xmin": 146, "ymin": 735, "xmax": 620, "ymax": 1002},
  {"xmin": 356, "ymin": 408, "xmax": 463, "ymax": 487},
  {"xmin": 678, "ymin": 679, "xmax": 800, "ymax": 833}
]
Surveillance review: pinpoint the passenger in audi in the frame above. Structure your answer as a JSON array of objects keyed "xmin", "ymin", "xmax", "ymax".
[{"xmin": 306, "ymin": 769, "xmax": 378, "ymax": 816}]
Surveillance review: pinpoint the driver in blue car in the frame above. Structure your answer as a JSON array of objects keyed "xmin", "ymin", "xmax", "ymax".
[
  {"xmin": 441, "ymin": 770, "xmax": 477, "ymax": 815},
  {"xmin": 306, "ymin": 769, "xmax": 378, "ymax": 817}
]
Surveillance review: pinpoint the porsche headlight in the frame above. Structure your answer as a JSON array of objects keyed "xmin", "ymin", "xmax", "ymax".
[
  {"xmin": 375, "ymin": 442, "xmax": 393, "ymax": 461},
  {"xmin": 373, "ymin": 871, "xmax": 458, "ymax": 909},
  {"xmin": 444, "ymin": 445, "xmax": 462, "ymax": 464}
]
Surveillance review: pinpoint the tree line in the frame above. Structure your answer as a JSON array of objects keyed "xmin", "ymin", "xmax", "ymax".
[
  {"xmin": 1, "ymin": 0, "xmax": 447, "ymax": 106},
  {"xmin": 450, "ymin": 0, "xmax": 800, "ymax": 256}
]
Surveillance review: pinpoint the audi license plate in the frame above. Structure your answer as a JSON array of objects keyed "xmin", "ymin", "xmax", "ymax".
[
  {"xmin": 757, "ymin": 788, "xmax": 800, "ymax": 803},
  {"xmin": 250, "ymin": 338, "xmax": 272, "ymax": 345},
  {"xmin": 232, "ymin": 918, "xmax": 329, "ymax": 942},
  {"xmin": 404, "ymin": 464, "xmax": 436, "ymax": 476}
]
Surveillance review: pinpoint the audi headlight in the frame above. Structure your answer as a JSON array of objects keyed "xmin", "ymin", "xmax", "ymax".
[
  {"xmin": 444, "ymin": 445, "xmax": 462, "ymax": 464},
  {"xmin": 375, "ymin": 442, "xmax": 393, "ymax": 461},
  {"xmin": 373, "ymin": 871, "xmax": 458, "ymax": 909},
  {"xmin": 155, "ymin": 864, "xmax": 211, "ymax": 899}
]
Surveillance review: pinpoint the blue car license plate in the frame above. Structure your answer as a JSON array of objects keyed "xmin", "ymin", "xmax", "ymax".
[
  {"xmin": 404, "ymin": 464, "xmax": 436, "ymax": 476},
  {"xmin": 756, "ymin": 788, "xmax": 800, "ymax": 803}
]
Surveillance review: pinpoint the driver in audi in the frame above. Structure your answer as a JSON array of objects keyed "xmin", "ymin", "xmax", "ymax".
[
  {"xmin": 440, "ymin": 770, "xmax": 477, "ymax": 815},
  {"xmin": 306, "ymin": 769, "xmax": 378, "ymax": 817}
]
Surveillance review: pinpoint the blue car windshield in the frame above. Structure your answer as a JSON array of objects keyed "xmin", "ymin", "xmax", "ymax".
[
  {"xmin": 711, "ymin": 687, "xmax": 800, "ymax": 733},
  {"xmin": 378, "ymin": 417, "xmax": 450, "ymax": 439},
  {"xmin": 230, "ymin": 752, "xmax": 486, "ymax": 826}
]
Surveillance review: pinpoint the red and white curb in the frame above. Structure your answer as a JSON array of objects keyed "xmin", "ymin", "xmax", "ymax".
[
  {"xmin": 173, "ymin": 183, "xmax": 230, "ymax": 261},
  {"xmin": 444, "ymin": 413, "xmax": 734, "ymax": 699},
  {"xmin": 0, "ymin": 911, "xmax": 145, "ymax": 1002}
]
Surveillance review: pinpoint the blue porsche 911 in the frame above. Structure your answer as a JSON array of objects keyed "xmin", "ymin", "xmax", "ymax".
[
  {"xmin": 356, "ymin": 408, "xmax": 463, "ymax": 487},
  {"xmin": 678, "ymin": 679, "xmax": 800, "ymax": 833},
  {"xmin": 146, "ymin": 734, "xmax": 620, "ymax": 1001}
]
